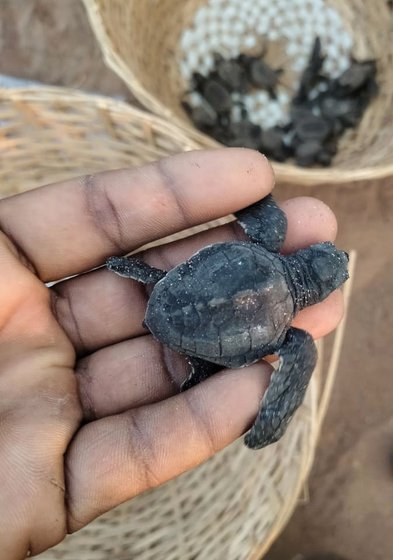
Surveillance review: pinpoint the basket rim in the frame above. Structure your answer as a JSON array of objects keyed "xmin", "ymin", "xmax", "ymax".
[
  {"xmin": 151, "ymin": 119, "xmax": 393, "ymax": 185},
  {"xmin": 82, "ymin": 0, "xmax": 393, "ymax": 186},
  {"xmin": 0, "ymin": 85, "xmax": 198, "ymax": 150},
  {"xmin": 8, "ymin": 84, "xmax": 390, "ymax": 187}
]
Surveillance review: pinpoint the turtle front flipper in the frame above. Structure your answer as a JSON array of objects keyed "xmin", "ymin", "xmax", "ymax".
[
  {"xmin": 106, "ymin": 256, "xmax": 166, "ymax": 284},
  {"xmin": 235, "ymin": 194, "xmax": 287, "ymax": 252},
  {"xmin": 245, "ymin": 327, "xmax": 317, "ymax": 450},
  {"xmin": 181, "ymin": 357, "xmax": 221, "ymax": 391}
]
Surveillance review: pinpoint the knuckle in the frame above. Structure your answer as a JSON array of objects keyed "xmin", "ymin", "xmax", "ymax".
[
  {"xmin": 182, "ymin": 390, "xmax": 217, "ymax": 456},
  {"xmin": 126, "ymin": 410, "xmax": 161, "ymax": 490},
  {"xmin": 75, "ymin": 356, "xmax": 98, "ymax": 422},
  {"xmin": 81, "ymin": 173, "xmax": 126, "ymax": 253},
  {"xmin": 153, "ymin": 160, "xmax": 191, "ymax": 227},
  {"xmin": 51, "ymin": 288, "xmax": 86, "ymax": 354}
]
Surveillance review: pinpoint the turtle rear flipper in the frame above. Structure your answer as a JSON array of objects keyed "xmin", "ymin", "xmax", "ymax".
[
  {"xmin": 181, "ymin": 357, "xmax": 222, "ymax": 391},
  {"xmin": 244, "ymin": 327, "xmax": 317, "ymax": 449}
]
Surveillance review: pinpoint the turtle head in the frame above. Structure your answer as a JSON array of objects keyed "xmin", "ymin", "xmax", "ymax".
[
  {"xmin": 307, "ymin": 241, "xmax": 349, "ymax": 298},
  {"xmin": 287, "ymin": 242, "xmax": 349, "ymax": 310}
]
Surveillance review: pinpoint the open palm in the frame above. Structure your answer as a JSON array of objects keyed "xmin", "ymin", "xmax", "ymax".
[{"xmin": 0, "ymin": 149, "xmax": 343, "ymax": 558}]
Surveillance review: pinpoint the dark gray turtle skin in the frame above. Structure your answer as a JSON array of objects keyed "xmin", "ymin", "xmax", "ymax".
[
  {"xmin": 106, "ymin": 194, "xmax": 349, "ymax": 450},
  {"xmin": 145, "ymin": 242, "xmax": 292, "ymax": 368}
]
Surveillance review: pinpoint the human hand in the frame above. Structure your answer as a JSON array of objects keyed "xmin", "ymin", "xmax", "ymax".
[{"xmin": 0, "ymin": 149, "xmax": 343, "ymax": 558}]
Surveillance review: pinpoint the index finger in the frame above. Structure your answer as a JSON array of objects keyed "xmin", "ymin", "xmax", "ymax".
[{"xmin": 0, "ymin": 149, "xmax": 274, "ymax": 281}]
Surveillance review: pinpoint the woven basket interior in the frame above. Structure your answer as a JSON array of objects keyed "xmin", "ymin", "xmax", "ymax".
[
  {"xmin": 84, "ymin": 0, "xmax": 393, "ymax": 182},
  {"xmin": 0, "ymin": 87, "xmax": 323, "ymax": 560}
]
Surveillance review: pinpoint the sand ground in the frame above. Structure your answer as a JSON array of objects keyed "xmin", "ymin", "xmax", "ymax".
[{"xmin": 1, "ymin": 1, "xmax": 392, "ymax": 558}]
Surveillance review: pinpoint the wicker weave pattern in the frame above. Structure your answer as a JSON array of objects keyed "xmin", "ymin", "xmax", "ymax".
[
  {"xmin": 0, "ymin": 88, "xmax": 200, "ymax": 197},
  {"xmin": 0, "ymin": 87, "xmax": 329, "ymax": 560},
  {"xmin": 84, "ymin": 0, "xmax": 393, "ymax": 185},
  {"xmin": 39, "ymin": 416, "xmax": 319, "ymax": 560}
]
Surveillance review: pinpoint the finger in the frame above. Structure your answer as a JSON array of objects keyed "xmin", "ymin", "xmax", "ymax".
[
  {"xmin": 292, "ymin": 289, "xmax": 344, "ymax": 339},
  {"xmin": 53, "ymin": 197, "xmax": 339, "ymax": 355},
  {"xmin": 279, "ymin": 196, "xmax": 337, "ymax": 253},
  {"xmin": 76, "ymin": 286, "xmax": 342, "ymax": 420},
  {"xmin": 0, "ymin": 149, "xmax": 273, "ymax": 281},
  {"xmin": 65, "ymin": 363, "xmax": 272, "ymax": 531},
  {"xmin": 76, "ymin": 336, "xmax": 188, "ymax": 421}
]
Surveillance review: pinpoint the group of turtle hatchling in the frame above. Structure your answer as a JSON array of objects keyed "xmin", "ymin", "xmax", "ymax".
[{"xmin": 182, "ymin": 38, "xmax": 378, "ymax": 168}]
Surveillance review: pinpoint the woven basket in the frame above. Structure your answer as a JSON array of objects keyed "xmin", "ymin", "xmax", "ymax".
[
  {"xmin": 0, "ymin": 87, "xmax": 353, "ymax": 560},
  {"xmin": 83, "ymin": 0, "xmax": 393, "ymax": 186}
]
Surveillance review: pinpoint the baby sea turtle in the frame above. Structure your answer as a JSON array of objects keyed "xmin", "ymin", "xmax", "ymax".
[
  {"xmin": 213, "ymin": 52, "xmax": 248, "ymax": 93},
  {"xmin": 336, "ymin": 59, "xmax": 377, "ymax": 95},
  {"xmin": 295, "ymin": 37, "xmax": 325, "ymax": 102},
  {"xmin": 192, "ymin": 72, "xmax": 232, "ymax": 115},
  {"xmin": 238, "ymin": 54, "xmax": 283, "ymax": 99},
  {"xmin": 260, "ymin": 127, "xmax": 289, "ymax": 162},
  {"xmin": 223, "ymin": 108, "xmax": 263, "ymax": 150},
  {"xmin": 294, "ymin": 140, "xmax": 333, "ymax": 167},
  {"xmin": 106, "ymin": 195, "xmax": 349, "ymax": 449},
  {"xmin": 182, "ymin": 100, "xmax": 217, "ymax": 132}
]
